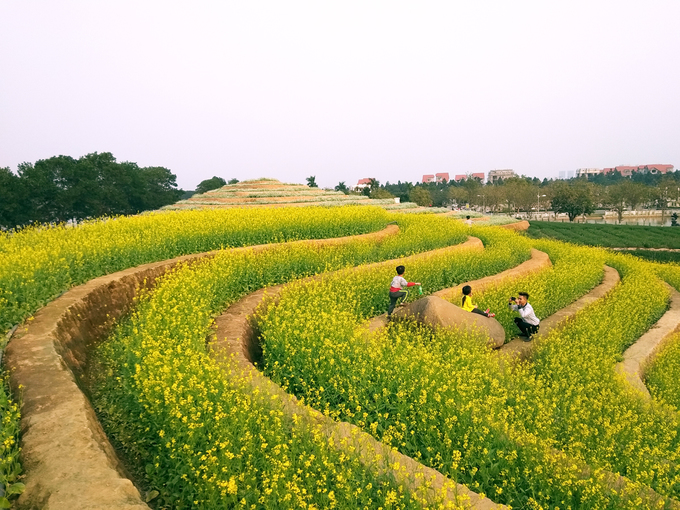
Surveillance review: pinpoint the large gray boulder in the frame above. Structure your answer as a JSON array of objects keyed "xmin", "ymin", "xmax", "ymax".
[{"xmin": 392, "ymin": 296, "xmax": 506, "ymax": 348}]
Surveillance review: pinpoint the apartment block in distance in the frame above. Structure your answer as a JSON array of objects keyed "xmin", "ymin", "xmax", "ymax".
[
  {"xmin": 487, "ymin": 169, "xmax": 516, "ymax": 183},
  {"xmin": 422, "ymin": 173, "xmax": 450, "ymax": 183},
  {"xmin": 454, "ymin": 173, "xmax": 485, "ymax": 182}
]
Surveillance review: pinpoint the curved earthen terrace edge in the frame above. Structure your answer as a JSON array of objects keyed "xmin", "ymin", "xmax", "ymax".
[
  {"xmin": 4, "ymin": 224, "xmax": 400, "ymax": 510},
  {"xmin": 210, "ymin": 236, "xmax": 506, "ymax": 510}
]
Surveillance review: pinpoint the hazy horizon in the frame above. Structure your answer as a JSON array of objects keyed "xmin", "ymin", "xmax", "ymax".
[{"xmin": 2, "ymin": 2, "xmax": 679, "ymax": 190}]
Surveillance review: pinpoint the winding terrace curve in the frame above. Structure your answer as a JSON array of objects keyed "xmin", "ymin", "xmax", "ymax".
[
  {"xmin": 4, "ymin": 224, "xmax": 400, "ymax": 510},
  {"xmin": 209, "ymin": 236, "xmax": 505, "ymax": 510}
]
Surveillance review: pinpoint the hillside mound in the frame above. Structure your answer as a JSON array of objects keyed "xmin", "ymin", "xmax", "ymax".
[
  {"xmin": 163, "ymin": 179, "xmax": 428, "ymax": 211},
  {"xmin": 392, "ymin": 295, "xmax": 506, "ymax": 348}
]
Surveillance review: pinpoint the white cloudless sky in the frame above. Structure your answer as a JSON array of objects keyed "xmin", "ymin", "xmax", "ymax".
[{"xmin": 1, "ymin": 1, "xmax": 679, "ymax": 190}]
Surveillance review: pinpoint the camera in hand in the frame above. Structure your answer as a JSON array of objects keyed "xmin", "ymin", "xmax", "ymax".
[{"xmin": 510, "ymin": 296, "xmax": 516, "ymax": 301}]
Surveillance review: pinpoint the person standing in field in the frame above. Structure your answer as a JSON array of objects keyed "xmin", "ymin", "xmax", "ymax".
[
  {"xmin": 509, "ymin": 291, "xmax": 540, "ymax": 340},
  {"xmin": 461, "ymin": 285, "xmax": 495, "ymax": 317},
  {"xmin": 388, "ymin": 265, "xmax": 420, "ymax": 317},
  {"xmin": 465, "ymin": 215, "xmax": 473, "ymax": 226}
]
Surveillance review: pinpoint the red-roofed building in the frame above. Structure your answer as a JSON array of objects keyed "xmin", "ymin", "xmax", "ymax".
[
  {"xmin": 603, "ymin": 164, "xmax": 674, "ymax": 177},
  {"xmin": 422, "ymin": 174, "xmax": 435, "ymax": 183},
  {"xmin": 454, "ymin": 173, "xmax": 486, "ymax": 182},
  {"xmin": 435, "ymin": 173, "xmax": 449, "ymax": 183},
  {"xmin": 355, "ymin": 178, "xmax": 374, "ymax": 190}
]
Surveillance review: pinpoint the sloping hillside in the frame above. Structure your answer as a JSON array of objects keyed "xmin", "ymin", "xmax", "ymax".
[{"xmin": 162, "ymin": 179, "xmax": 437, "ymax": 211}]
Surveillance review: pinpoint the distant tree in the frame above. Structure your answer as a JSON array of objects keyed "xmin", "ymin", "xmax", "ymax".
[
  {"xmin": 134, "ymin": 166, "xmax": 183, "ymax": 211},
  {"xmin": 370, "ymin": 188, "xmax": 394, "ymax": 199},
  {"xmin": 604, "ymin": 181, "xmax": 649, "ymax": 222},
  {"xmin": 335, "ymin": 181, "xmax": 349, "ymax": 194},
  {"xmin": 196, "ymin": 176, "xmax": 227, "ymax": 194},
  {"xmin": 604, "ymin": 184, "xmax": 627, "ymax": 223},
  {"xmin": 447, "ymin": 186, "xmax": 468, "ymax": 208},
  {"xmin": 0, "ymin": 167, "xmax": 26, "ymax": 228},
  {"xmin": 503, "ymin": 178, "xmax": 537, "ymax": 215},
  {"xmin": 551, "ymin": 181, "xmax": 595, "ymax": 221},
  {"xmin": 409, "ymin": 187, "xmax": 432, "ymax": 206},
  {"xmin": 461, "ymin": 177, "xmax": 482, "ymax": 205},
  {"xmin": 9, "ymin": 152, "xmax": 182, "ymax": 225},
  {"xmin": 306, "ymin": 176, "xmax": 318, "ymax": 188},
  {"xmin": 228, "ymin": 178, "xmax": 239, "ymax": 185},
  {"xmin": 620, "ymin": 181, "xmax": 649, "ymax": 211}
]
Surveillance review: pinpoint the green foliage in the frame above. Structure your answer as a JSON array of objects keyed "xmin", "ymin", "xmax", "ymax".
[
  {"xmin": 0, "ymin": 206, "xmax": 391, "ymax": 335},
  {"xmin": 257, "ymin": 241, "xmax": 680, "ymax": 508},
  {"xmin": 626, "ymin": 250, "xmax": 680, "ymax": 263},
  {"xmin": 645, "ymin": 331, "xmax": 680, "ymax": 410},
  {"xmin": 1, "ymin": 153, "xmax": 183, "ymax": 227},
  {"xmin": 527, "ymin": 221, "xmax": 680, "ymax": 248},
  {"xmin": 409, "ymin": 187, "xmax": 432, "ymax": 207},
  {"xmin": 0, "ymin": 370, "xmax": 22, "ymax": 505},
  {"xmin": 194, "ymin": 176, "xmax": 227, "ymax": 194},
  {"xmin": 469, "ymin": 240, "xmax": 605, "ymax": 335},
  {"xmin": 306, "ymin": 175, "xmax": 318, "ymax": 188},
  {"xmin": 89, "ymin": 214, "xmax": 477, "ymax": 508},
  {"xmin": 550, "ymin": 181, "xmax": 595, "ymax": 221}
]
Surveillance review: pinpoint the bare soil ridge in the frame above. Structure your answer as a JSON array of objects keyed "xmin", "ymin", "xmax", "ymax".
[
  {"xmin": 365, "ymin": 248, "xmax": 551, "ymax": 339},
  {"xmin": 210, "ymin": 236, "xmax": 505, "ymax": 509},
  {"xmin": 4, "ymin": 224, "xmax": 398, "ymax": 510},
  {"xmin": 616, "ymin": 284, "xmax": 680, "ymax": 398},
  {"xmin": 499, "ymin": 265, "xmax": 621, "ymax": 360}
]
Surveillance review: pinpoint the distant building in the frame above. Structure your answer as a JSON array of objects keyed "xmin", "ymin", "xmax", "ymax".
[
  {"xmin": 487, "ymin": 169, "xmax": 516, "ymax": 183},
  {"xmin": 422, "ymin": 174, "xmax": 435, "ymax": 183},
  {"xmin": 435, "ymin": 172, "xmax": 449, "ymax": 183},
  {"xmin": 355, "ymin": 178, "xmax": 374, "ymax": 190},
  {"xmin": 558, "ymin": 170, "xmax": 576, "ymax": 179},
  {"xmin": 454, "ymin": 172, "xmax": 485, "ymax": 183},
  {"xmin": 576, "ymin": 168, "xmax": 601, "ymax": 178},
  {"xmin": 603, "ymin": 164, "xmax": 674, "ymax": 177}
]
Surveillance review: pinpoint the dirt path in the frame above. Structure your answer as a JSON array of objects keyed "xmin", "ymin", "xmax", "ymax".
[
  {"xmin": 4, "ymin": 224, "xmax": 399, "ymax": 510},
  {"xmin": 210, "ymin": 236, "xmax": 505, "ymax": 509},
  {"xmin": 498, "ymin": 266, "xmax": 620, "ymax": 361},
  {"xmin": 365, "ymin": 247, "xmax": 551, "ymax": 334},
  {"xmin": 616, "ymin": 285, "xmax": 680, "ymax": 398}
]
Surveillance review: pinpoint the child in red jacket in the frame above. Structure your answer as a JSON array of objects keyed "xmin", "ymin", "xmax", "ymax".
[{"xmin": 388, "ymin": 265, "xmax": 420, "ymax": 317}]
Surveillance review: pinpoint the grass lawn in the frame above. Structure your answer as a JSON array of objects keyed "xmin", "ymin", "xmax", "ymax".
[{"xmin": 527, "ymin": 221, "xmax": 680, "ymax": 248}]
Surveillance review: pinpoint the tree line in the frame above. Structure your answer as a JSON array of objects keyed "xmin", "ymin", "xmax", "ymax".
[
  {"xmin": 1, "ymin": 153, "xmax": 183, "ymax": 229},
  {"xmin": 331, "ymin": 170, "xmax": 680, "ymax": 221}
]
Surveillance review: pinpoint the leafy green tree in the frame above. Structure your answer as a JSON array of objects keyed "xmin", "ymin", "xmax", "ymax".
[
  {"xmin": 10, "ymin": 153, "xmax": 182, "ymax": 225},
  {"xmin": 370, "ymin": 188, "xmax": 394, "ymax": 199},
  {"xmin": 447, "ymin": 186, "xmax": 468, "ymax": 208},
  {"xmin": 195, "ymin": 176, "xmax": 227, "ymax": 194},
  {"xmin": 409, "ymin": 186, "xmax": 432, "ymax": 206},
  {"xmin": 551, "ymin": 181, "xmax": 595, "ymax": 221},
  {"xmin": 228, "ymin": 178, "xmax": 239, "ymax": 185},
  {"xmin": 334, "ymin": 182, "xmax": 349, "ymax": 194},
  {"xmin": 306, "ymin": 176, "xmax": 318, "ymax": 188},
  {"xmin": 0, "ymin": 167, "xmax": 27, "ymax": 228}
]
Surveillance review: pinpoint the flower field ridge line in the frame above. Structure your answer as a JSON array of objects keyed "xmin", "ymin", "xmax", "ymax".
[
  {"xmin": 208, "ymin": 254, "xmax": 508, "ymax": 509},
  {"xmin": 499, "ymin": 264, "xmax": 620, "ymax": 361},
  {"xmin": 617, "ymin": 283, "xmax": 680, "ymax": 398},
  {"xmin": 2, "ymin": 222, "xmax": 402, "ymax": 509}
]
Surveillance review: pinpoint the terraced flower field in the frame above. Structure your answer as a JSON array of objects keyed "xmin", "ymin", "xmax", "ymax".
[
  {"xmin": 4, "ymin": 207, "xmax": 680, "ymax": 509},
  {"xmin": 162, "ymin": 178, "xmax": 449, "ymax": 213}
]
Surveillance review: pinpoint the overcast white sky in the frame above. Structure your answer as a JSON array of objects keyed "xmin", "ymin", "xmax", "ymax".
[{"xmin": 1, "ymin": 2, "xmax": 679, "ymax": 190}]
